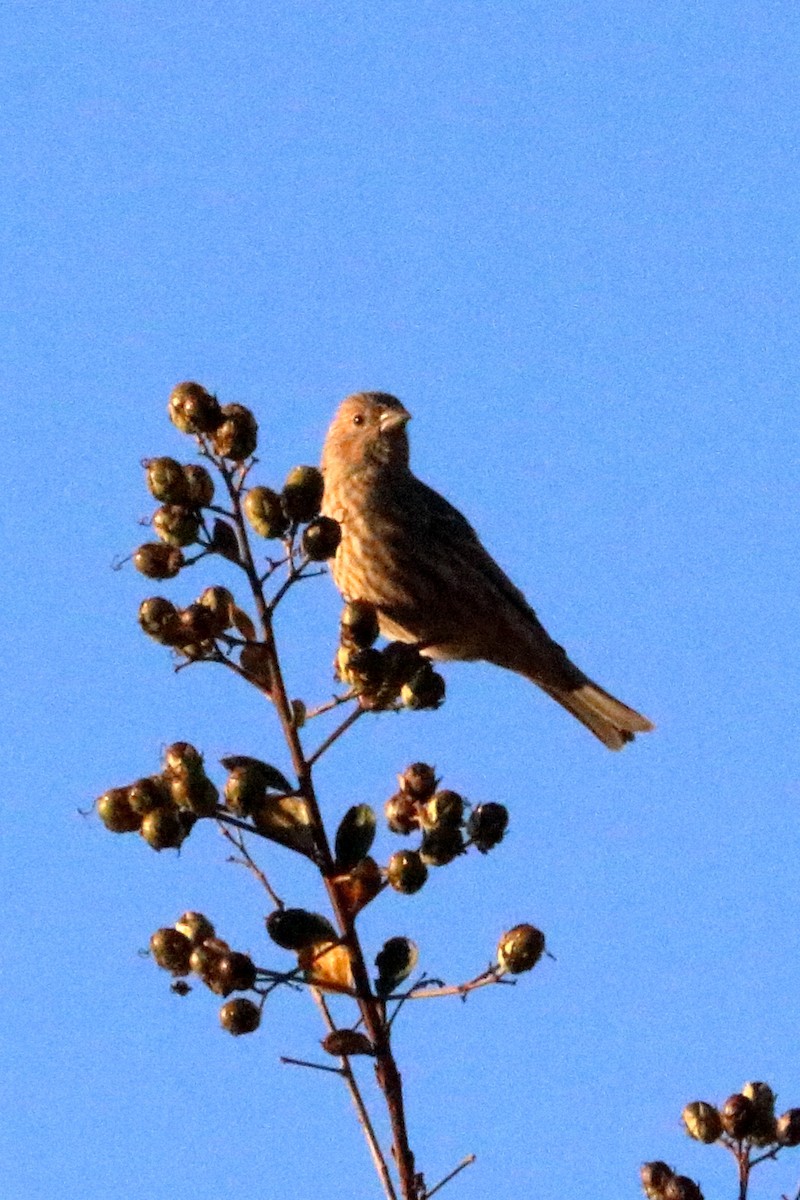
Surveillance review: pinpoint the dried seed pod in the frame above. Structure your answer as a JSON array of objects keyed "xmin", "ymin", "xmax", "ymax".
[
  {"xmin": 339, "ymin": 600, "xmax": 380, "ymax": 650},
  {"xmin": 421, "ymin": 789, "xmax": 464, "ymax": 830},
  {"xmin": 96, "ymin": 787, "xmax": 141, "ymax": 833},
  {"xmin": 239, "ymin": 642, "xmax": 273, "ymax": 691},
  {"xmin": 282, "ymin": 465, "xmax": 325, "ymax": 524},
  {"xmin": 169, "ymin": 773, "xmax": 218, "ymax": 817},
  {"xmin": 401, "ymin": 665, "xmax": 446, "ymax": 710},
  {"xmin": 140, "ymin": 806, "xmax": 186, "ymax": 851},
  {"xmin": 133, "ymin": 542, "xmax": 184, "ymax": 580},
  {"xmin": 776, "ymin": 1108, "xmax": 800, "ymax": 1147},
  {"xmin": 640, "ymin": 1161, "xmax": 675, "ymax": 1199},
  {"xmin": 224, "ymin": 765, "xmax": 267, "ymax": 817},
  {"xmin": 384, "ymin": 792, "xmax": 420, "ymax": 835},
  {"xmin": 497, "ymin": 924, "xmax": 546, "ymax": 974},
  {"xmin": 663, "ymin": 1177, "xmax": 704, "ymax": 1200},
  {"xmin": 177, "ymin": 603, "xmax": 220, "ymax": 644},
  {"xmin": 138, "ymin": 596, "xmax": 182, "ymax": 644},
  {"xmin": 168, "ymin": 382, "xmax": 222, "ymax": 434},
  {"xmin": 145, "ymin": 456, "xmax": 190, "ymax": 504},
  {"xmin": 163, "ymin": 742, "xmax": 204, "ymax": 779},
  {"xmin": 322, "ymin": 1030, "xmax": 375, "ymax": 1057},
  {"xmin": 302, "ymin": 515, "xmax": 341, "ymax": 560},
  {"xmin": 211, "ymin": 951, "xmax": 257, "ymax": 996},
  {"xmin": 467, "ymin": 802, "xmax": 509, "ymax": 852},
  {"xmin": 386, "ymin": 850, "xmax": 428, "ymax": 894},
  {"xmin": 265, "ymin": 908, "xmax": 337, "ymax": 951},
  {"xmin": 375, "ymin": 937, "xmax": 418, "ymax": 997},
  {"xmin": 150, "ymin": 927, "xmax": 193, "ymax": 975},
  {"xmin": 152, "ymin": 504, "xmax": 201, "ymax": 547},
  {"xmin": 197, "ymin": 586, "xmax": 235, "ymax": 635},
  {"xmin": 128, "ymin": 775, "xmax": 173, "ymax": 815},
  {"xmin": 397, "ymin": 762, "xmax": 438, "ymax": 801},
  {"xmin": 720, "ymin": 1093, "xmax": 756, "ymax": 1140},
  {"xmin": 419, "ymin": 825, "xmax": 464, "ymax": 866},
  {"xmin": 741, "ymin": 1081, "xmax": 777, "ymax": 1145},
  {"xmin": 331, "ymin": 857, "xmax": 383, "ymax": 919},
  {"xmin": 183, "ymin": 463, "xmax": 215, "ymax": 507},
  {"xmin": 219, "ymin": 997, "xmax": 261, "ymax": 1035},
  {"xmin": 682, "ymin": 1101, "xmax": 722, "ymax": 1144},
  {"xmin": 211, "ymin": 403, "xmax": 258, "ymax": 460},
  {"xmin": 380, "ymin": 641, "xmax": 425, "ymax": 690},
  {"xmin": 175, "ymin": 912, "xmax": 215, "ymax": 945},
  {"xmin": 243, "ymin": 486, "xmax": 289, "ymax": 539}
]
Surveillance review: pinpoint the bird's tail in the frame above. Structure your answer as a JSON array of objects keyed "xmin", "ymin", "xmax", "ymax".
[{"xmin": 535, "ymin": 675, "xmax": 654, "ymax": 751}]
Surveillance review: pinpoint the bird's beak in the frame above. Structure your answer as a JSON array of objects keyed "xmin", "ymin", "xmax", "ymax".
[{"xmin": 379, "ymin": 407, "xmax": 411, "ymax": 434}]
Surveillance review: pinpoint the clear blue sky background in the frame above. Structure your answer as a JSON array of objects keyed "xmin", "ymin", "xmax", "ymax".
[{"xmin": 2, "ymin": 3, "xmax": 798, "ymax": 1199}]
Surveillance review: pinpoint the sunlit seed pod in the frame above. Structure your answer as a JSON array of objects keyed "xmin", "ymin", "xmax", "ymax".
[
  {"xmin": 96, "ymin": 787, "xmax": 141, "ymax": 833},
  {"xmin": 223, "ymin": 765, "xmax": 267, "ymax": 817},
  {"xmin": 419, "ymin": 825, "xmax": 464, "ymax": 867},
  {"xmin": 776, "ymin": 1109, "xmax": 800, "ymax": 1147},
  {"xmin": 290, "ymin": 699, "xmax": 306, "ymax": 729},
  {"xmin": 163, "ymin": 741, "xmax": 204, "ymax": 780},
  {"xmin": 421, "ymin": 789, "xmax": 464, "ymax": 830},
  {"xmin": 149, "ymin": 927, "xmax": 193, "ymax": 975},
  {"xmin": 177, "ymin": 603, "xmax": 219, "ymax": 645},
  {"xmin": 400, "ymin": 666, "xmax": 446, "ymax": 711},
  {"xmin": 219, "ymin": 997, "xmax": 261, "ymax": 1036},
  {"xmin": 265, "ymin": 908, "xmax": 337, "ymax": 951},
  {"xmin": 397, "ymin": 762, "xmax": 437, "ymax": 801},
  {"xmin": 384, "ymin": 792, "xmax": 420, "ymax": 835},
  {"xmin": 170, "ymin": 774, "xmax": 218, "ymax": 817},
  {"xmin": 282, "ymin": 465, "xmax": 325, "ymax": 524},
  {"xmin": 497, "ymin": 924, "xmax": 546, "ymax": 974},
  {"xmin": 168, "ymin": 382, "xmax": 223, "ymax": 435},
  {"xmin": 128, "ymin": 775, "xmax": 173, "ymax": 815},
  {"xmin": 176, "ymin": 637, "xmax": 216, "ymax": 661},
  {"xmin": 243, "ymin": 486, "xmax": 289, "ymax": 539},
  {"xmin": 152, "ymin": 504, "xmax": 201, "ymax": 547},
  {"xmin": 339, "ymin": 600, "xmax": 380, "ymax": 650},
  {"xmin": 640, "ymin": 1161, "xmax": 675, "ymax": 1200},
  {"xmin": 467, "ymin": 802, "xmax": 509, "ymax": 852},
  {"xmin": 182, "ymin": 463, "xmax": 215, "ymax": 507},
  {"xmin": 144, "ymin": 456, "xmax": 190, "ymax": 504},
  {"xmin": 239, "ymin": 642, "xmax": 273, "ymax": 691},
  {"xmin": 741, "ymin": 1081, "xmax": 778, "ymax": 1145},
  {"xmin": 189, "ymin": 941, "xmax": 226, "ymax": 984},
  {"xmin": 386, "ymin": 850, "xmax": 428, "ymax": 894},
  {"xmin": 214, "ymin": 952, "xmax": 257, "ymax": 995},
  {"xmin": 322, "ymin": 1030, "xmax": 375, "ymax": 1058},
  {"xmin": 682, "ymin": 1101, "xmax": 722, "ymax": 1144},
  {"xmin": 301, "ymin": 515, "xmax": 341, "ymax": 561},
  {"xmin": 380, "ymin": 641, "xmax": 424, "ymax": 688},
  {"xmin": 175, "ymin": 911, "xmax": 215, "ymax": 945},
  {"xmin": 663, "ymin": 1177, "xmax": 704, "ymax": 1200},
  {"xmin": 197, "ymin": 586, "xmax": 235, "ymax": 635},
  {"xmin": 138, "ymin": 597, "xmax": 183, "ymax": 644},
  {"xmin": 133, "ymin": 542, "xmax": 184, "ymax": 580},
  {"xmin": 346, "ymin": 647, "xmax": 385, "ymax": 689},
  {"xmin": 211, "ymin": 403, "xmax": 258, "ymax": 460},
  {"xmin": 140, "ymin": 806, "xmax": 186, "ymax": 851},
  {"xmin": 720, "ymin": 1093, "xmax": 756, "ymax": 1140}
]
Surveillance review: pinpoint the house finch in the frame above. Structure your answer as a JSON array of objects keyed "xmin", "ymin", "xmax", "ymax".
[{"xmin": 321, "ymin": 392, "xmax": 653, "ymax": 750}]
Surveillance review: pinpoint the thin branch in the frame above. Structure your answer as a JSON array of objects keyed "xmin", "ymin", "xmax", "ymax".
[
  {"xmin": 396, "ymin": 967, "xmax": 510, "ymax": 1002},
  {"xmin": 280, "ymin": 1055, "xmax": 344, "ymax": 1076},
  {"xmin": 314, "ymin": 991, "xmax": 398, "ymax": 1200},
  {"xmin": 304, "ymin": 690, "xmax": 357, "ymax": 719},
  {"xmin": 307, "ymin": 705, "xmax": 365, "ymax": 766},
  {"xmin": 424, "ymin": 1155, "xmax": 476, "ymax": 1200},
  {"xmin": 217, "ymin": 823, "xmax": 284, "ymax": 907}
]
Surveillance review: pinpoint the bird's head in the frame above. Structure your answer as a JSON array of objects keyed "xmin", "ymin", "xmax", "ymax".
[{"xmin": 322, "ymin": 392, "xmax": 411, "ymax": 474}]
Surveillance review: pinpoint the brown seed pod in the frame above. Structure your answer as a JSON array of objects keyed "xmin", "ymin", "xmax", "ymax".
[
  {"xmin": 150, "ymin": 927, "xmax": 193, "ymax": 975},
  {"xmin": 663, "ymin": 1177, "xmax": 704, "ymax": 1200},
  {"xmin": 339, "ymin": 600, "xmax": 380, "ymax": 650},
  {"xmin": 322, "ymin": 1030, "xmax": 375, "ymax": 1057},
  {"xmin": 384, "ymin": 792, "xmax": 420, "ymax": 835},
  {"xmin": 168, "ymin": 382, "xmax": 223, "ymax": 434},
  {"xmin": 640, "ymin": 1161, "xmax": 675, "ymax": 1199},
  {"xmin": 144, "ymin": 456, "xmax": 190, "ymax": 504},
  {"xmin": 96, "ymin": 787, "xmax": 141, "ymax": 833},
  {"xmin": 397, "ymin": 762, "xmax": 438, "ymax": 801},
  {"xmin": 420, "ymin": 789, "xmax": 464, "ymax": 830},
  {"xmin": 219, "ymin": 997, "xmax": 261, "ymax": 1035},
  {"xmin": 243, "ymin": 486, "xmax": 289, "ymax": 539},
  {"xmin": 419, "ymin": 825, "xmax": 464, "ymax": 866},
  {"xmin": 682, "ymin": 1101, "xmax": 722, "ymax": 1144},
  {"xmin": 720, "ymin": 1093, "xmax": 756, "ymax": 1140},
  {"xmin": 282, "ymin": 465, "xmax": 325, "ymax": 524},
  {"xmin": 152, "ymin": 504, "xmax": 201, "ymax": 547},
  {"xmin": 182, "ymin": 463, "xmax": 215, "ymax": 507},
  {"xmin": 140, "ymin": 806, "xmax": 186, "ymax": 851},
  {"xmin": 400, "ymin": 665, "xmax": 446, "ymax": 710},
  {"xmin": 776, "ymin": 1108, "xmax": 800, "ymax": 1147},
  {"xmin": 301, "ymin": 515, "xmax": 341, "ymax": 561},
  {"xmin": 467, "ymin": 802, "xmax": 509, "ymax": 852},
  {"xmin": 133, "ymin": 542, "xmax": 184, "ymax": 580},
  {"xmin": 128, "ymin": 775, "xmax": 173, "ymax": 815},
  {"xmin": 197, "ymin": 586, "xmax": 235, "ymax": 635},
  {"xmin": 211, "ymin": 403, "xmax": 258, "ymax": 460},
  {"xmin": 497, "ymin": 924, "xmax": 546, "ymax": 974},
  {"xmin": 239, "ymin": 642, "xmax": 274, "ymax": 691},
  {"xmin": 175, "ymin": 911, "xmax": 215, "ymax": 945},
  {"xmin": 386, "ymin": 850, "xmax": 428, "ymax": 894},
  {"xmin": 265, "ymin": 908, "xmax": 337, "ymax": 951}
]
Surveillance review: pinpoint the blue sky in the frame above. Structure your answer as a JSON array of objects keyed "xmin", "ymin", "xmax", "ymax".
[{"xmin": 2, "ymin": 3, "xmax": 799, "ymax": 1198}]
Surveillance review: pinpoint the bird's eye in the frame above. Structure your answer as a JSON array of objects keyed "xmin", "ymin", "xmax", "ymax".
[{"xmin": 352, "ymin": 413, "xmax": 364, "ymax": 426}]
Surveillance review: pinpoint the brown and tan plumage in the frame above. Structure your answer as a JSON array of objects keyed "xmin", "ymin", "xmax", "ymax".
[{"xmin": 321, "ymin": 392, "xmax": 653, "ymax": 750}]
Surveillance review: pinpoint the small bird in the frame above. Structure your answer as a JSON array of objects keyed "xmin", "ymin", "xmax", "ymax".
[{"xmin": 321, "ymin": 392, "xmax": 653, "ymax": 750}]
